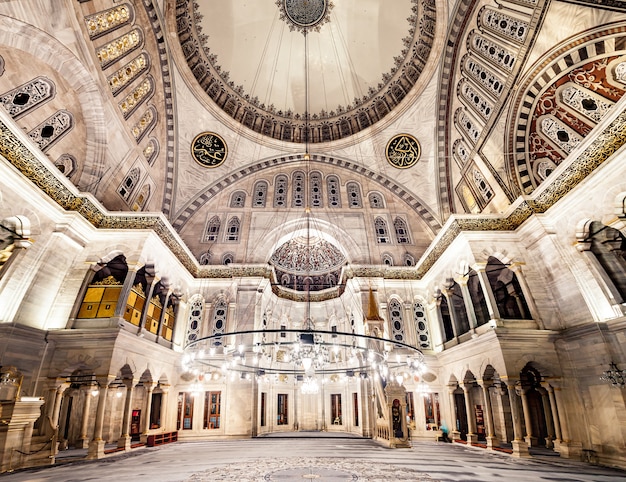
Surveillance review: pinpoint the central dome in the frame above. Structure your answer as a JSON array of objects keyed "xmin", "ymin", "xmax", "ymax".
[{"xmin": 176, "ymin": 0, "xmax": 438, "ymax": 143}]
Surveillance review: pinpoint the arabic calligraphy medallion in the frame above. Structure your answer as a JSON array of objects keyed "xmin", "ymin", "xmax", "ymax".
[
  {"xmin": 191, "ymin": 132, "xmax": 228, "ymax": 168},
  {"xmin": 385, "ymin": 133, "xmax": 420, "ymax": 169}
]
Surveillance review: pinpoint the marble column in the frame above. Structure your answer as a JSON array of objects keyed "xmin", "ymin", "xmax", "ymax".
[
  {"xmin": 87, "ymin": 382, "xmax": 110, "ymax": 459},
  {"xmin": 472, "ymin": 263, "xmax": 501, "ymax": 325},
  {"xmin": 140, "ymin": 382, "xmax": 157, "ymax": 443},
  {"xmin": 506, "ymin": 381, "xmax": 529, "ymax": 457},
  {"xmin": 519, "ymin": 388, "xmax": 536, "ymax": 447},
  {"xmin": 442, "ymin": 288, "xmax": 460, "ymax": 342},
  {"xmin": 462, "ymin": 383, "xmax": 478, "ymax": 444},
  {"xmin": 448, "ymin": 385, "xmax": 460, "ymax": 441},
  {"xmin": 479, "ymin": 380, "xmax": 498, "ymax": 449},
  {"xmin": 160, "ymin": 386, "xmax": 169, "ymax": 431},
  {"xmin": 542, "ymin": 383, "xmax": 562, "ymax": 444},
  {"xmin": 541, "ymin": 389, "xmax": 555, "ymax": 449},
  {"xmin": 77, "ymin": 387, "xmax": 93, "ymax": 449},
  {"xmin": 117, "ymin": 380, "xmax": 135, "ymax": 450},
  {"xmin": 508, "ymin": 263, "xmax": 542, "ymax": 326},
  {"xmin": 51, "ymin": 384, "xmax": 69, "ymax": 429},
  {"xmin": 458, "ymin": 276, "xmax": 478, "ymax": 332}
]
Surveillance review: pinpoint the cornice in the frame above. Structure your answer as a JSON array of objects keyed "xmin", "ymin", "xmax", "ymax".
[{"xmin": 2, "ymin": 99, "xmax": 626, "ymax": 281}]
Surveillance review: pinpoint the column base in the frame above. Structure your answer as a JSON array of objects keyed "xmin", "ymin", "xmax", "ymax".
[
  {"xmin": 451, "ymin": 430, "xmax": 461, "ymax": 441},
  {"xmin": 87, "ymin": 439, "xmax": 105, "ymax": 460},
  {"xmin": 117, "ymin": 434, "xmax": 131, "ymax": 450},
  {"xmin": 524, "ymin": 435, "xmax": 538, "ymax": 447},
  {"xmin": 466, "ymin": 434, "xmax": 479, "ymax": 445},
  {"xmin": 76, "ymin": 438, "xmax": 90, "ymax": 449},
  {"xmin": 554, "ymin": 440, "xmax": 582, "ymax": 459},
  {"xmin": 140, "ymin": 433, "xmax": 150, "ymax": 444},
  {"xmin": 486, "ymin": 436, "xmax": 499, "ymax": 450},
  {"xmin": 545, "ymin": 436, "xmax": 554, "ymax": 449},
  {"xmin": 511, "ymin": 440, "xmax": 530, "ymax": 458}
]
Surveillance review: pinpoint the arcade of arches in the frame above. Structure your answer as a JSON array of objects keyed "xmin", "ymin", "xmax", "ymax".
[{"xmin": 1, "ymin": 0, "xmax": 626, "ymax": 475}]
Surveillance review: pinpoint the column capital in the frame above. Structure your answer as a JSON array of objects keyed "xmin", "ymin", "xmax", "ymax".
[{"xmin": 477, "ymin": 379, "xmax": 494, "ymax": 389}]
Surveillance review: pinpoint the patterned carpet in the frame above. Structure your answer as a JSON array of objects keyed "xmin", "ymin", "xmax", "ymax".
[{"xmin": 186, "ymin": 457, "xmax": 439, "ymax": 481}]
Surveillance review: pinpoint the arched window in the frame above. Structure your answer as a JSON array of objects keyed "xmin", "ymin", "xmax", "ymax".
[
  {"xmin": 486, "ymin": 256, "xmax": 531, "ymax": 319},
  {"xmin": 118, "ymin": 166, "xmax": 140, "ymax": 201},
  {"xmin": 467, "ymin": 269, "xmax": 490, "ymax": 326},
  {"xmin": 327, "ymin": 175, "xmax": 341, "ymax": 207},
  {"xmin": 472, "ymin": 169, "xmax": 493, "ymax": 202},
  {"xmin": 55, "ymin": 154, "xmax": 76, "ymax": 178},
  {"xmin": 582, "ymin": 221, "xmax": 626, "ymax": 302},
  {"xmin": 368, "ymin": 192, "xmax": 384, "ymax": 208},
  {"xmin": 404, "ymin": 253, "xmax": 415, "ymax": 266},
  {"xmin": 226, "ymin": 217, "xmax": 240, "ymax": 242},
  {"xmin": 131, "ymin": 184, "xmax": 151, "ymax": 211},
  {"xmin": 222, "ymin": 253, "xmax": 234, "ymax": 265},
  {"xmin": 447, "ymin": 281, "xmax": 470, "ymax": 335},
  {"xmin": 211, "ymin": 299, "xmax": 227, "ymax": 346},
  {"xmin": 28, "ymin": 110, "xmax": 73, "ymax": 152},
  {"xmin": 205, "ymin": 216, "xmax": 220, "ymax": 242},
  {"xmin": 230, "ymin": 191, "xmax": 246, "ymax": 208},
  {"xmin": 274, "ymin": 175, "xmax": 288, "ymax": 207},
  {"xmin": 143, "ymin": 138, "xmax": 159, "ymax": 165},
  {"xmin": 253, "ymin": 181, "xmax": 268, "ymax": 207},
  {"xmin": 186, "ymin": 297, "xmax": 203, "ymax": 346},
  {"xmin": 309, "ymin": 171, "xmax": 323, "ymax": 208},
  {"xmin": 292, "ymin": 171, "xmax": 305, "ymax": 207},
  {"xmin": 0, "ymin": 76, "xmax": 54, "ymax": 119},
  {"xmin": 394, "ymin": 217, "xmax": 410, "ymax": 244},
  {"xmin": 382, "ymin": 253, "xmax": 394, "ymax": 266},
  {"xmin": 199, "ymin": 252, "xmax": 211, "ymax": 265},
  {"xmin": 374, "ymin": 217, "xmax": 390, "ymax": 244},
  {"xmin": 388, "ymin": 299, "xmax": 405, "ymax": 344},
  {"xmin": 437, "ymin": 292, "xmax": 454, "ymax": 342},
  {"xmin": 413, "ymin": 301, "xmax": 431, "ymax": 349},
  {"xmin": 346, "ymin": 182, "xmax": 362, "ymax": 208}
]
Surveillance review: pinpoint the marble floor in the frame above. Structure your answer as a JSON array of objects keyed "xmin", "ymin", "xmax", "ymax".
[{"xmin": 3, "ymin": 437, "xmax": 626, "ymax": 482}]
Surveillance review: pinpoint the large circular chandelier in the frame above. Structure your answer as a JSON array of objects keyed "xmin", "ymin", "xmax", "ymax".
[{"xmin": 182, "ymin": 327, "xmax": 426, "ymax": 395}]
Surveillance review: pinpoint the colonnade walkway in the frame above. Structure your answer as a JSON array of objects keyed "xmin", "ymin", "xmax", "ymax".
[{"xmin": 3, "ymin": 437, "xmax": 626, "ymax": 481}]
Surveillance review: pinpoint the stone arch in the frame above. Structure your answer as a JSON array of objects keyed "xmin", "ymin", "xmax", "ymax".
[
  {"xmin": 171, "ymin": 154, "xmax": 441, "ymax": 236},
  {"xmin": 0, "ymin": 15, "xmax": 107, "ymax": 193}
]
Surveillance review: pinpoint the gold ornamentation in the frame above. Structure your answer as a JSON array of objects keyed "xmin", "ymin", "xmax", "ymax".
[{"xmin": 85, "ymin": 5, "xmax": 132, "ymax": 39}]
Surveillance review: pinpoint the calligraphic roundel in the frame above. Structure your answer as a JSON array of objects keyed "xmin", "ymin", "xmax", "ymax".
[{"xmin": 191, "ymin": 132, "xmax": 228, "ymax": 168}]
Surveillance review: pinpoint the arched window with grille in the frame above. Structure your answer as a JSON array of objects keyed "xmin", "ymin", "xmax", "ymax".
[
  {"xmin": 346, "ymin": 182, "xmax": 362, "ymax": 208},
  {"xmin": 374, "ymin": 217, "xmax": 390, "ymax": 243},
  {"xmin": 274, "ymin": 175, "xmax": 288, "ymax": 207},
  {"xmin": 186, "ymin": 297, "xmax": 203, "ymax": 346},
  {"xmin": 327, "ymin": 175, "xmax": 341, "ymax": 207},
  {"xmin": 230, "ymin": 191, "xmax": 246, "ymax": 208},
  {"xmin": 292, "ymin": 171, "xmax": 305, "ymax": 207},
  {"xmin": 226, "ymin": 216, "xmax": 240, "ymax": 242},
  {"xmin": 253, "ymin": 181, "xmax": 268, "ymax": 207},
  {"xmin": 473, "ymin": 169, "xmax": 493, "ymax": 203},
  {"xmin": 211, "ymin": 299, "xmax": 227, "ymax": 346},
  {"xmin": 368, "ymin": 192, "xmax": 384, "ymax": 208},
  {"xmin": 394, "ymin": 217, "xmax": 410, "ymax": 244},
  {"xmin": 205, "ymin": 216, "xmax": 220, "ymax": 242},
  {"xmin": 413, "ymin": 301, "xmax": 431, "ymax": 349},
  {"xmin": 309, "ymin": 171, "xmax": 323, "ymax": 208},
  {"xmin": 388, "ymin": 299, "xmax": 405, "ymax": 344},
  {"xmin": 118, "ymin": 166, "xmax": 140, "ymax": 201}
]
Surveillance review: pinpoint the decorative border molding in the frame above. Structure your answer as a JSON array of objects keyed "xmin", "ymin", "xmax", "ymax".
[{"xmin": 2, "ymin": 103, "xmax": 625, "ymax": 281}]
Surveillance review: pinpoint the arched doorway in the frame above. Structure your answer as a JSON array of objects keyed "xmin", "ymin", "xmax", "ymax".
[{"xmin": 520, "ymin": 365, "xmax": 549, "ymax": 447}]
